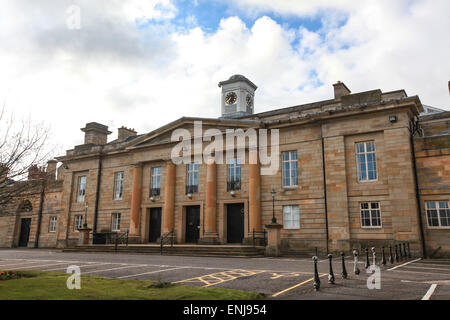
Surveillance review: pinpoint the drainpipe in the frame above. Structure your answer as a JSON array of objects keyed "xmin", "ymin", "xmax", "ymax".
[
  {"xmin": 34, "ymin": 179, "xmax": 46, "ymax": 248},
  {"xmin": 93, "ymin": 154, "xmax": 102, "ymax": 236},
  {"xmin": 320, "ymin": 126, "xmax": 330, "ymax": 254},
  {"xmin": 410, "ymin": 120, "xmax": 427, "ymax": 258}
]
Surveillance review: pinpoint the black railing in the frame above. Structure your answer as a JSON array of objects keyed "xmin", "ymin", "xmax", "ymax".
[
  {"xmin": 227, "ymin": 180, "xmax": 241, "ymax": 191},
  {"xmin": 185, "ymin": 185, "xmax": 198, "ymax": 194},
  {"xmin": 92, "ymin": 231, "xmax": 129, "ymax": 249},
  {"xmin": 252, "ymin": 228, "xmax": 267, "ymax": 247},
  {"xmin": 160, "ymin": 230, "xmax": 175, "ymax": 255},
  {"xmin": 150, "ymin": 188, "xmax": 160, "ymax": 197}
]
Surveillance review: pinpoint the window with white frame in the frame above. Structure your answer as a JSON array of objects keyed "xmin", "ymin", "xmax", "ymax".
[
  {"xmin": 74, "ymin": 215, "xmax": 83, "ymax": 231},
  {"xmin": 186, "ymin": 163, "xmax": 199, "ymax": 193},
  {"xmin": 356, "ymin": 141, "xmax": 378, "ymax": 181},
  {"xmin": 49, "ymin": 216, "xmax": 57, "ymax": 233},
  {"xmin": 151, "ymin": 167, "xmax": 161, "ymax": 196},
  {"xmin": 112, "ymin": 213, "xmax": 121, "ymax": 231},
  {"xmin": 282, "ymin": 151, "xmax": 298, "ymax": 187},
  {"xmin": 360, "ymin": 202, "xmax": 382, "ymax": 228},
  {"xmin": 227, "ymin": 158, "xmax": 241, "ymax": 190},
  {"xmin": 283, "ymin": 205, "xmax": 300, "ymax": 229},
  {"xmin": 114, "ymin": 171, "xmax": 124, "ymax": 200},
  {"xmin": 77, "ymin": 176, "xmax": 86, "ymax": 202},
  {"xmin": 426, "ymin": 201, "xmax": 450, "ymax": 227}
]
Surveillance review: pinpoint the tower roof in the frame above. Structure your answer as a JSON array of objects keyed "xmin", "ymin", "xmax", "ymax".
[{"xmin": 218, "ymin": 74, "xmax": 258, "ymax": 90}]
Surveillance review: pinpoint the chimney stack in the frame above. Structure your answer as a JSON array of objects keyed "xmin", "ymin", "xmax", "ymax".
[
  {"xmin": 118, "ymin": 126, "xmax": 137, "ymax": 140},
  {"xmin": 81, "ymin": 122, "xmax": 112, "ymax": 145},
  {"xmin": 46, "ymin": 160, "xmax": 57, "ymax": 181},
  {"xmin": 333, "ymin": 81, "xmax": 351, "ymax": 100}
]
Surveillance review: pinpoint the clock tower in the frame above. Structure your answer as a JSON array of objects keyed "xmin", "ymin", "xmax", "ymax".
[{"xmin": 218, "ymin": 74, "xmax": 257, "ymax": 119}]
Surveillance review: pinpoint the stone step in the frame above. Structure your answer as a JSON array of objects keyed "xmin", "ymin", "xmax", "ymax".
[{"xmin": 63, "ymin": 244, "xmax": 266, "ymax": 257}]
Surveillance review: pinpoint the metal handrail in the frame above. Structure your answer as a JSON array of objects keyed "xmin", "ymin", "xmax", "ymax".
[
  {"xmin": 160, "ymin": 230, "xmax": 174, "ymax": 255},
  {"xmin": 252, "ymin": 228, "xmax": 267, "ymax": 247}
]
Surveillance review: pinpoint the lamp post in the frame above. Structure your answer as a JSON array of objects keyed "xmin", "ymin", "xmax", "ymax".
[
  {"xmin": 271, "ymin": 189, "xmax": 277, "ymax": 223},
  {"xmin": 83, "ymin": 203, "xmax": 88, "ymax": 228}
]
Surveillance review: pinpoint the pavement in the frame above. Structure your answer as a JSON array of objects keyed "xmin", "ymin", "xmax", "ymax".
[{"xmin": 0, "ymin": 248, "xmax": 449, "ymax": 300}]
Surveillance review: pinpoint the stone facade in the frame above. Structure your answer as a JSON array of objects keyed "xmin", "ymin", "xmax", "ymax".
[{"xmin": 1, "ymin": 76, "xmax": 449, "ymax": 257}]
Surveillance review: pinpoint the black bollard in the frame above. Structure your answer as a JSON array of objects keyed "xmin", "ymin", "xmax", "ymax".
[
  {"xmin": 353, "ymin": 250, "xmax": 360, "ymax": 275},
  {"xmin": 313, "ymin": 256, "xmax": 320, "ymax": 291},
  {"xmin": 389, "ymin": 245, "xmax": 394, "ymax": 264},
  {"xmin": 403, "ymin": 243, "xmax": 407, "ymax": 260},
  {"xmin": 395, "ymin": 244, "xmax": 399, "ymax": 262},
  {"xmin": 341, "ymin": 252, "xmax": 348, "ymax": 279},
  {"xmin": 407, "ymin": 242, "xmax": 411, "ymax": 258},
  {"xmin": 328, "ymin": 254, "xmax": 335, "ymax": 284},
  {"xmin": 381, "ymin": 246, "xmax": 387, "ymax": 266},
  {"xmin": 365, "ymin": 248, "xmax": 370, "ymax": 269},
  {"xmin": 372, "ymin": 247, "xmax": 377, "ymax": 266},
  {"xmin": 399, "ymin": 243, "xmax": 404, "ymax": 260}
]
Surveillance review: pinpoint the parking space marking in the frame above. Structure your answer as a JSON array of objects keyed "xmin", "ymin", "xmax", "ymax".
[
  {"xmin": 118, "ymin": 266, "xmax": 189, "ymax": 279},
  {"xmin": 400, "ymin": 265, "xmax": 450, "ymax": 272},
  {"xmin": 271, "ymin": 274, "xmax": 327, "ymax": 297},
  {"xmin": 82, "ymin": 264, "xmax": 142, "ymax": 274},
  {"xmin": 14, "ymin": 262, "xmax": 72, "ymax": 270},
  {"xmin": 387, "ymin": 258, "xmax": 421, "ymax": 271},
  {"xmin": 0, "ymin": 260, "xmax": 57, "ymax": 268},
  {"xmin": 391, "ymin": 269, "xmax": 450, "ymax": 276},
  {"xmin": 174, "ymin": 269, "xmax": 266, "ymax": 287},
  {"xmin": 422, "ymin": 284, "xmax": 438, "ymax": 300},
  {"xmin": 44, "ymin": 262, "xmax": 112, "ymax": 272}
]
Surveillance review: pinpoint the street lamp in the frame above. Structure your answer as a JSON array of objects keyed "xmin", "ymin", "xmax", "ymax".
[
  {"xmin": 271, "ymin": 189, "xmax": 277, "ymax": 223},
  {"xmin": 83, "ymin": 203, "xmax": 88, "ymax": 228}
]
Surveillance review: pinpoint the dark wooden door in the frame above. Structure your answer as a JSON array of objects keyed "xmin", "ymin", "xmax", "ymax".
[
  {"xmin": 18, "ymin": 218, "xmax": 31, "ymax": 247},
  {"xmin": 149, "ymin": 207, "xmax": 162, "ymax": 242},
  {"xmin": 185, "ymin": 206, "xmax": 200, "ymax": 243},
  {"xmin": 227, "ymin": 203, "xmax": 244, "ymax": 243}
]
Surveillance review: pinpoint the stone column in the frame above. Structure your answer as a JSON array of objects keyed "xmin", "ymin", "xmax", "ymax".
[
  {"xmin": 246, "ymin": 158, "xmax": 263, "ymax": 245},
  {"xmin": 78, "ymin": 227, "xmax": 92, "ymax": 245},
  {"xmin": 265, "ymin": 222, "xmax": 283, "ymax": 256},
  {"xmin": 129, "ymin": 164, "xmax": 142, "ymax": 237},
  {"xmin": 199, "ymin": 158, "xmax": 219, "ymax": 244},
  {"xmin": 163, "ymin": 161, "xmax": 176, "ymax": 234}
]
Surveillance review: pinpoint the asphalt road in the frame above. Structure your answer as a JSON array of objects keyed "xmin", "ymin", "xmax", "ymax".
[{"xmin": 0, "ymin": 248, "xmax": 449, "ymax": 300}]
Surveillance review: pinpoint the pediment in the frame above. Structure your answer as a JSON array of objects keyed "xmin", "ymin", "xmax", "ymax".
[{"xmin": 127, "ymin": 117, "xmax": 261, "ymax": 150}]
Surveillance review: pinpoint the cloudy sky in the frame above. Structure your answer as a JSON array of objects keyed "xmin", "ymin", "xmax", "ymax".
[{"xmin": 0, "ymin": 0, "xmax": 449, "ymax": 154}]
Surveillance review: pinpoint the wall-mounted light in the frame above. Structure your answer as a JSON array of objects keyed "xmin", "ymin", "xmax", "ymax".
[
  {"xmin": 187, "ymin": 193, "xmax": 192, "ymax": 199},
  {"xmin": 389, "ymin": 115, "xmax": 398, "ymax": 123},
  {"xmin": 150, "ymin": 196, "xmax": 155, "ymax": 202},
  {"xmin": 230, "ymin": 190, "xmax": 235, "ymax": 197}
]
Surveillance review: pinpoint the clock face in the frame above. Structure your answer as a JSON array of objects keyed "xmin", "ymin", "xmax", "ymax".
[
  {"xmin": 246, "ymin": 94, "xmax": 253, "ymax": 107},
  {"xmin": 225, "ymin": 92, "xmax": 237, "ymax": 105}
]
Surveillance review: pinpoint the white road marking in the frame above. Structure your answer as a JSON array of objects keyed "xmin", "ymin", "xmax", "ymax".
[
  {"xmin": 82, "ymin": 264, "xmax": 144, "ymax": 274},
  {"xmin": 44, "ymin": 262, "xmax": 110, "ymax": 272},
  {"xmin": 387, "ymin": 258, "xmax": 421, "ymax": 271},
  {"xmin": 0, "ymin": 260, "xmax": 56, "ymax": 268},
  {"xmin": 399, "ymin": 265, "xmax": 450, "ymax": 272},
  {"xmin": 14, "ymin": 262, "xmax": 72, "ymax": 270},
  {"xmin": 422, "ymin": 284, "xmax": 438, "ymax": 300},
  {"xmin": 391, "ymin": 270, "xmax": 450, "ymax": 276},
  {"xmin": 118, "ymin": 266, "xmax": 189, "ymax": 279}
]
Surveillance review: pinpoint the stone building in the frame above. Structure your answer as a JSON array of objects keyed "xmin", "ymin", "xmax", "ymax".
[{"xmin": 1, "ymin": 75, "xmax": 449, "ymax": 257}]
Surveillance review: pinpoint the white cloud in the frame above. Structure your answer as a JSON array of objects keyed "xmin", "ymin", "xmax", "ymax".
[{"xmin": 0, "ymin": 0, "xmax": 448, "ymax": 155}]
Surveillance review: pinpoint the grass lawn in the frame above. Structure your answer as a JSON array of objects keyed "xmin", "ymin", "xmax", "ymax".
[{"xmin": 0, "ymin": 270, "xmax": 263, "ymax": 300}]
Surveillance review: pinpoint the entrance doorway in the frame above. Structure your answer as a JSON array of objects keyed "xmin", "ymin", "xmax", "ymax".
[
  {"xmin": 227, "ymin": 203, "xmax": 244, "ymax": 243},
  {"xmin": 185, "ymin": 206, "xmax": 200, "ymax": 243},
  {"xmin": 148, "ymin": 207, "xmax": 162, "ymax": 242},
  {"xmin": 18, "ymin": 218, "xmax": 31, "ymax": 247}
]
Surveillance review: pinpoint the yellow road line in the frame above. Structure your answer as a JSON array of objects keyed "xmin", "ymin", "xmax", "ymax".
[{"xmin": 271, "ymin": 274, "xmax": 327, "ymax": 297}]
